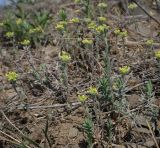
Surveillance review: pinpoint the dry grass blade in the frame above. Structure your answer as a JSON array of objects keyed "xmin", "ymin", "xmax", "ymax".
[{"xmin": 146, "ymin": 120, "xmax": 160, "ymax": 148}]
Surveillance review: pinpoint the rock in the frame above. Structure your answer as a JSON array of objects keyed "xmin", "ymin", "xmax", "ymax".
[{"xmin": 68, "ymin": 127, "xmax": 78, "ymax": 139}]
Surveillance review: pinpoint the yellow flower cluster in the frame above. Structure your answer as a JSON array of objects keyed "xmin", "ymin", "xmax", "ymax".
[
  {"xmin": 98, "ymin": 16, "xmax": 106, "ymax": 22},
  {"xmin": 74, "ymin": 0, "xmax": 81, "ymax": 3},
  {"xmin": 78, "ymin": 95, "xmax": 88, "ymax": 102},
  {"xmin": 84, "ymin": 18, "xmax": 91, "ymax": 23},
  {"xmin": 119, "ymin": 66, "xmax": 130, "ymax": 75},
  {"xmin": 78, "ymin": 86, "xmax": 98, "ymax": 102},
  {"xmin": 59, "ymin": 51, "xmax": 71, "ymax": 63},
  {"xmin": 87, "ymin": 86, "xmax": 98, "ymax": 95},
  {"xmin": 146, "ymin": 39, "xmax": 154, "ymax": 46},
  {"xmin": 55, "ymin": 24, "xmax": 64, "ymax": 30},
  {"xmin": 16, "ymin": 18, "xmax": 23, "ymax": 25},
  {"xmin": 5, "ymin": 71, "xmax": 18, "ymax": 82},
  {"xmin": 96, "ymin": 24, "xmax": 109, "ymax": 33},
  {"xmin": 82, "ymin": 38, "xmax": 93, "ymax": 45},
  {"xmin": 88, "ymin": 21, "xmax": 97, "ymax": 29},
  {"xmin": 114, "ymin": 28, "xmax": 121, "ymax": 35},
  {"xmin": 69, "ymin": 17, "xmax": 80, "ymax": 23},
  {"xmin": 128, "ymin": 3, "xmax": 137, "ymax": 9},
  {"xmin": 155, "ymin": 51, "xmax": 160, "ymax": 59},
  {"xmin": 5, "ymin": 32, "xmax": 14, "ymax": 38},
  {"xmin": 0, "ymin": 22, "xmax": 4, "ymax": 27},
  {"xmin": 120, "ymin": 31, "xmax": 127, "ymax": 37},
  {"xmin": 98, "ymin": 3, "xmax": 107, "ymax": 8},
  {"xmin": 21, "ymin": 39, "xmax": 30, "ymax": 46},
  {"xmin": 55, "ymin": 21, "xmax": 67, "ymax": 31},
  {"xmin": 29, "ymin": 26, "xmax": 43, "ymax": 34}
]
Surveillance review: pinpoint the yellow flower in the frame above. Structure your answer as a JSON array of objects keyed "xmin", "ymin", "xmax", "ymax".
[
  {"xmin": 146, "ymin": 39, "xmax": 154, "ymax": 46},
  {"xmin": 120, "ymin": 31, "xmax": 127, "ymax": 37},
  {"xmin": 98, "ymin": 16, "xmax": 106, "ymax": 22},
  {"xmin": 82, "ymin": 38, "xmax": 93, "ymax": 45},
  {"xmin": 155, "ymin": 51, "xmax": 160, "ymax": 59},
  {"xmin": 88, "ymin": 21, "xmax": 97, "ymax": 29},
  {"xmin": 5, "ymin": 71, "xmax": 18, "ymax": 82},
  {"xmin": 84, "ymin": 18, "xmax": 91, "ymax": 23},
  {"xmin": 55, "ymin": 24, "xmax": 64, "ymax": 30},
  {"xmin": 119, "ymin": 66, "xmax": 130, "ymax": 75},
  {"xmin": 98, "ymin": 3, "xmax": 107, "ymax": 8},
  {"xmin": 128, "ymin": 3, "xmax": 137, "ymax": 9},
  {"xmin": 87, "ymin": 86, "xmax": 98, "ymax": 95},
  {"xmin": 59, "ymin": 51, "xmax": 71, "ymax": 63},
  {"xmin": 59, "ymin": 21, "xmax": 68, "ymax": 26},
  {"xmin": 5, "ymin": 32, "xmax": 14, "ymax": 38},
  {"xmin": 29, "ymin": 26, "xmax": 43, "ymax": 34},
  {"xmin": 21, "ymin": 39, "xmax": 30, "ymax": 46},
  {"xmin": 16, "ymin": 18, "xmax": 23, "ymax": 25},
  {"xmin": 74, "ymin": 0, "xmax": 81, "ymax": 3},
  {"xmin": 69, "ymin": 17, "xmax": 80, "ymax": 23},
  {"xmin": 96, "ymin": 24, "xmax": 109, "ymax": 33},
  {"xmin": 114, "ymin": 28, "xmax": 121, "ymax": 35},
  {"xmin": 78, "ymin": 95, "xmax": 88, "ymax": 102},
  {"xmin": 55, "ymin": 21, "xmax": 67, "ymax": 31},
  {"xmin": 0, "ymin": 22, "xmax": 4, "ymax": 27}
]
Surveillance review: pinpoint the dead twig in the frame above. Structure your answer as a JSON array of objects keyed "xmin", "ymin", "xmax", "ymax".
[
  {"xmin": 146, "ymin": 120, "xmax": 160, "ymax": 148},
  {"xmin": 132, "ymin": 0, "xmax": 160, "ymax": 26}
]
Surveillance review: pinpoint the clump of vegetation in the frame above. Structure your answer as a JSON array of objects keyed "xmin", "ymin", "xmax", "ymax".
[{"xmin": 1, "ymin": 0, "xmax": 160, "ymax": 148}]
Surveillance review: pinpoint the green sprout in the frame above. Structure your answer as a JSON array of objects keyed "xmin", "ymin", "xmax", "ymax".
[
  {"xmin": 83, "ymin": 118, "xmax": 94, "ymax": 148},
  {"xmin": 59, "ymin": 51, "xmax": 71, "ymax": 90}
]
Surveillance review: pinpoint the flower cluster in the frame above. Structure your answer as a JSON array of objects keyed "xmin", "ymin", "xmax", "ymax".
[
  {"xmin": 114, "ymin": 28, "xmax": 121, "ymax": 35},
  {"xmin": 128, "ymin": 3, "xmax": 137, "ymax": 9},
  {"xmin": 29, "ymin": 26, "xmax": 43, "ymax": 34},
  {"xmin": 146, "ymin": 39, "xmax": 154, "ymax": 46},
  {"xmin": 88, "ymin": 21, "xmax": 97, "ymax": 29},
  {"xmin": 21, "ymin": 39, "xmax": 30, "ymax": 46},
  {"xmin": 69, "ymin": 17, "xmax": 80, "ymax": 23},
  {"xmin": 98, "ymin": 16, "xmax": 106, "ymax": 22},
  {"xmin": 78, "ymin": 94, "xmax": 88, "ymax": 102},
  {"xmin": 59, "ymin": 51, "xmax": 71, "ymax": 63},
  {"xmin": 119, "ymin": 31, "xmax": 128, "ymax": 37},
  {"xmin": 5, "ymin": 32, "xmax": 14, "ymax": 38},
  {"xmin": 82, "ymin": 38, "xmax": 93, "ymax": 45},
  {"xmin": 16, "ymin": 18, "xmax": 23, "ymax": 25},
  {"xmin": 55, "ymin": 21, "xmax": 67, "ymax": 31},
  {"xmin": 155, "ymin": 51, "xmax": 160, "ymax": 59},
  {"xmin": 87, "ymin": 86, "xmax": 98, "ymax": 95},
  {"xmin": 5, "ymin": 71, "xmax": 18, "ymax": 82},
  {"xmin": 98, "ymin": 3, "xmax": 107, "ymax": 8},
  {"xmin": 96, "ymin": 24, "xmax": 109, "ymax": 33},
  {"xmin": 119, "ymin": 66, "xmax": 130, "ymax": 75}
]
